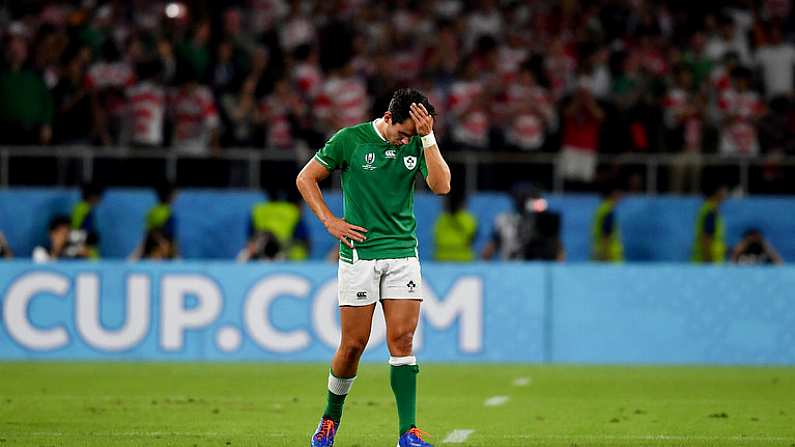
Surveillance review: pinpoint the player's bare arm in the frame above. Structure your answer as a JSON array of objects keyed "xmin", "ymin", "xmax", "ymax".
[
  {"xmin": 410, "ymin": 102, "xmax": 451, "ymax": 195},
  {"xmin": 296, "ymin": 160, "xmax": 367, "ymax": 249}
]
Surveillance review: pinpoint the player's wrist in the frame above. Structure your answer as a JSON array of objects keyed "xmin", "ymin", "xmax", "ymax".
[{"xmin": 420, "ymin": 132, "xmax": 436, "ymax": 149}]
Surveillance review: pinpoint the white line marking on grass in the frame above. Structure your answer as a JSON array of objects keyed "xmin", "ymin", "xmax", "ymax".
[
  {"xmin": 442, "ymin": 429, "xmax": 474, "ymax": 443},
  {"xmin": 512, "ymin": 377, "xmax": 532, "ymax": 386},
  {"xmin": 483, "ymin": 395, "xmax": 510, "ymax": 407},
  {"xmin": 15, "ymin": 432, "xmax": 286, "ymax": 438},
  {"xmin": 504, "ymin": 434, "xmax": 794, "ymax": 442}
]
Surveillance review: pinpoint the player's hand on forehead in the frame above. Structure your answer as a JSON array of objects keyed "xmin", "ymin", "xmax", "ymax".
[{"xmin": 409, "ymin": 102, "xmax": 433, "ymax": 136}]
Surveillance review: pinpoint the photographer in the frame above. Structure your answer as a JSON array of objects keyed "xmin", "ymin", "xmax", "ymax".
[
  {"xmin": 32, "ymin": 215, "xmax": 90, "ymax": 263},
  {"xmin": 482, "ymin": 186, "xmax": 565, "ymax": 262}
]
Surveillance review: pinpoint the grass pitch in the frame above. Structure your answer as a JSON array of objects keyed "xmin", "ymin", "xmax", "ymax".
[{"xmin": 0, "ymin": 363, "xmax": 793, "ymax": 446}]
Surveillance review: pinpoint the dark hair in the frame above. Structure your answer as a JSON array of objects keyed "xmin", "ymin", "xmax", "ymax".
[
  {"xmin": 702, "ymin": 178, "xmax": 727, "ymax": 197},
  {"xmin": 81, "ymin": 182, "xmax": 104, "ymax": 201},
  {"xmin": 388, "ymin": 88, "xmax": 436, "ymax": 125},
  {"xmin": 599, "ymin": 177, "xmax": 625, "ymax": 197},
  {"xmin": 155, "ymin": 182, "xmax": 175, "ymax": 204},
  {"xmin": 48, "ymin": 215, "xmax": 71, "ymax": 232}
]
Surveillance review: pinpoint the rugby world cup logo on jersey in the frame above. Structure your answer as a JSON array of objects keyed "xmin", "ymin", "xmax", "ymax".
[
  {"xmin": 403, "ymin": 156, "xmax": 417, "ymax": 170},
  {"xmin": 362, "ymin": 152, "xmax": 376, "ymax": 170}
]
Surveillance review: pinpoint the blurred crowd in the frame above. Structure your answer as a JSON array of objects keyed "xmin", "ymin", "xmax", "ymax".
[{"xmin": 2, "ymin": 0, "xmax": 795, "ymax": 192}]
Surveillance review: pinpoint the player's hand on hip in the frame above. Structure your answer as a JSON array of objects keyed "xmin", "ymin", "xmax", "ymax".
[
  {"xmin": 324, "ymin": 216, "xmax": 367, "ymax": 248},
  {"xmin": 409, "ymin": 102, "xmax": 434, "ymax": 137}
]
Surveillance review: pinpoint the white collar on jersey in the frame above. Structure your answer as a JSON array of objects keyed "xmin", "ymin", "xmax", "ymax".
[{"xmin": 372, "ymin": 119, "xmax": 387, "ymax": 142}]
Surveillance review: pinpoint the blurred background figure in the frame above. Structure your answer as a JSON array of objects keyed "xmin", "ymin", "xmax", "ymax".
[
  {"xmin": 664, "ymin": 67, "xmax": 706, "ymax": 194},
  {"xmin": 0, "ymin": 25, "xmax": 53, "ymax": 145},
  {"xmin": 237, "ymin": 188, "xmax": 309, "ymax": 262},
  {"xmin": 127, "ymin": 59, "xmax": 166, "ymax": 149},
  {"xmin": 0, "ymin": 232, "xmax": 13, "ymax": 259},
  {"xmin": 482, "ymin": 185, "xmax": 564, "ymax": 262},
  {"xmin": 141, "ymin": 230, "xmax": 175, "ymax": 261},
  {"xmin": 731, "ymin": 228, "xmax": 783, "ymax": 265},
  {"xmin": 717, "ymin": 67, "xmax": 765, "ymax": 157},
  {"xmin": 691, "ymin": 182, "xmax": 729, "ymax": 264},
  {"xmin": 433, "ymin": 192, "xmax": 478, "ymax": 262},
  {"xmin": 169, "ymin": 70, "xmax": 220, "ymax": 155},
  {"xmin": 559, "ymin": 84, "xmax": 604, "ymax": 190},
  {"xmin": 130, "ymin": 183, "xmax": 178, "ymax": 260},
  {"xmin": 33, "ymin": 215, "xmax": 88, "ymax": 263},
  {"xmin": 71, "ymin": 183, "xmax": 103, "ymax": 259},
  {"xmin": 591, "ymin": 180, "xmax": 624, "ymax": 262}
]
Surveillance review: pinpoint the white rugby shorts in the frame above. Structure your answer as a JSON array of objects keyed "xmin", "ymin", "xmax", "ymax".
[{"xmin": 337, "ymin": 256, "xmax": 422, "ymax": 306}]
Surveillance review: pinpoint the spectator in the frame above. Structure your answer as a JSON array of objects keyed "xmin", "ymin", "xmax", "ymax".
[
  {"xmin": 691, "ymin": 182, "xmax": 728, "ymax": 264},
  {"xmin": 126, "ymin": 60, "xmax": 166, "ymax": 148},
  {"xmin": 502, "ymin": 60, "xmax": 556, "ymax": 151},
  {"xmin": 0, "ymin": 231, "xmax": 13, "ymax": 259},
  {"xmin": 705, "ymin": 14, "xmax": 751, "ymax": 65},
  {"xmin": 176, "ymin": 21, "xmax": 211, "ymax": 82},
  {"xmin": 682, "ymin": 32, "xmax": 714, "ymax": 89},
  {"xmin": 754, "ymin": 26, "xmax": 795, "ymax": 100},
  {"xmin": 559, "ymin": 83, "xmax": 605, "ymax": 188},
  {"xmin": 731, "ymin": 228, "xmax": 783, "ymax": 265},
  {"xmin": 591, "ymin": 181, "xmax": 624, "ymax": 262},
  {"xmin": 259, "ymin": 78, "xmax": 306, "ymax": 150},
  {"xmin": 211, "ymin": 41, "xmax": 241, "ymax": 95},
  {"xmin": 280, "ymin": 0, "xmax": 316, "ymax": 53},
  {"xmin": 71, "ymin": 183, "xmax": 104, "ymax": 259},
  {"xmin": 291, "ymin": 44, "xmax": 323, "ymax": 99},
  {"xmin": 433, "ymin": 193, "xmax": 478, "ymax": 262},
  {"xmin": 221, "ymin": 77, "xmax": 260, "ymax": 147},
  {"xmin": 448, "ymin": 57, "xmax": 490, "ymax": 150},
  {"xmin": 482, "ymin": 186, "xmax": 564, "ymax": 261},
  {"xmin": 157, "ymin": 38, "xmax": 178, "ymax": 85},
  {"xmin": 314, "ymin": 63, "xmax": 368, "ymax": 135},
  {"xmin": 466, "ymin": 0, "xmax": 503, "ymax": 50},
  {"xmin": 51, "ymin": 48, "xmax": 94, "ymax": 145},
  {"xmin": 545, "ymin": 38, "xmax": 576, "ymax": 100},
  {"xmin": 0, "ymin": 28, "xmax": 53, "ymax": 145},
  {"xmin": 169, "ymin": 71, "xmax": 220, "ymax": 154},
  {"xmin": 664, "ymin": 67, "xmax": 707, "ymax": 193},
  {"xmin": 85, "ymin": 39, "xmax": 135, "ymax": 146},
  {"xmin": 717, "ymin": 67, "xmax": 765, "ymax": 157},
  {"xmin": 33, "ymin": 215, "xmax": 88, "ymax": 263},
  {"xmin": 237, "ymin": 188, "xmax": 309, "ymax": 262}
]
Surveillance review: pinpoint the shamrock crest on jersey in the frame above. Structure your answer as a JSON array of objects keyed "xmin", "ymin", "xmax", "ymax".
[{"xmin": 403, "ymin": 156, "xmax": 417, "ymax": 170}]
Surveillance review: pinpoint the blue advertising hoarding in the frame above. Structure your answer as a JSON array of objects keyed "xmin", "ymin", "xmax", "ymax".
[{"xmin": 0, "ymin": 261, "xmax": 793, "ymax": 364}]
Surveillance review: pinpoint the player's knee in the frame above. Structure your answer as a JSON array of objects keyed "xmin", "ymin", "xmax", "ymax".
[
  {"xmin": 339, "ymin": 337, "xmax": 368, "ymax": 361},
  {"xmin": 388, "ymin": 329, "xmax": 414, "ymax": 355}
]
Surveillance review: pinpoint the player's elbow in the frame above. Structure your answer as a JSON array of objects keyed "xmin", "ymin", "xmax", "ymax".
[
  {"xmin": 429, "ymin": 177, "xmax": 451, "ymax": 195},
  {"xmin": 295, "ymin": 169, "xmax": 312, "ymax": 193},
  {"xmin": 434, "ymin": 183, "xmax": 451, "ymax": 195}
]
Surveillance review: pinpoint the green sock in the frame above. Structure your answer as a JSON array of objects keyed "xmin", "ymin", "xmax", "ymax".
[
  {"xmin": 323, "ymin": 370, "xmax": 355, "ymax": 424},
  {"xmin": 322, "ymin": 390, "xmax": 347, "ymax": 424},
  {"xmin": 390, "ymin": 364, "xmax": 419, "ymax": 435}
]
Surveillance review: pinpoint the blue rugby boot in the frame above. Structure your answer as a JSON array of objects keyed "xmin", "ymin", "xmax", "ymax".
[
  {"xmin": 397, "ymin": 427, "xmax": 433, "ymax": 447},
  {"xmin": 310, "ymin": 417, "xmax": 338, "ymax": 447}
]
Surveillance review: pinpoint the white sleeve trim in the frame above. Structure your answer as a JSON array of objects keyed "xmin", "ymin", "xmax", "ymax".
[{"xmin": 313, "ymin": 154, "xmax": 333, "ymax": 169}]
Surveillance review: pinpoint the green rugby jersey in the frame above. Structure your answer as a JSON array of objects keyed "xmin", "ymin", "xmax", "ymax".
[{"xmin": 314, "ymin": 121, "xmax": 428, "ymax": 263}]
